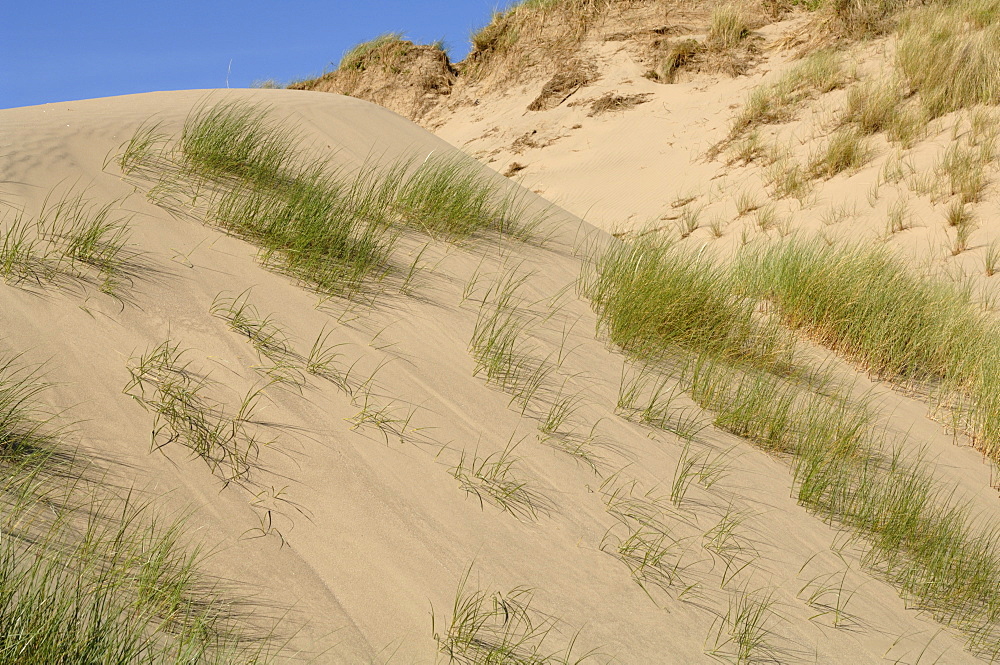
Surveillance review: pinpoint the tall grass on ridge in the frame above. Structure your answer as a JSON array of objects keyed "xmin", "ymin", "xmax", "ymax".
[
  {"xmin": 466, "ymin": 0, "xmax": 617, "ymax": 83},
  {"xmin": 734, "ymin": 238, "xmax": 1000, "ymax": 461},
  {"xmin": 583, "ymin": 238, "xmax": 1000, "ymax": 657},
  {"xmin": 121, "ymin": 101, "xmax": 544, "ymax": 296},
  {"xmin": 578, "ymin": 233, "xmax": 789, "ymax": 367},
  {"xmin": 897, "ymin": 2, "xmax": 1000, "ymax": 117}
]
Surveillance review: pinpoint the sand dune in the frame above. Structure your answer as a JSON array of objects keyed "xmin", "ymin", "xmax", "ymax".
[{"xmin": 2, "ymin": 69, "xmax": 1000, "ymax": 664}]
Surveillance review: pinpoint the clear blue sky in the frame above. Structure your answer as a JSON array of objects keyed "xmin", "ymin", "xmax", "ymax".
[{"xmin": 1, "ymin": 1, "xmax": 518, "ymax": 110}]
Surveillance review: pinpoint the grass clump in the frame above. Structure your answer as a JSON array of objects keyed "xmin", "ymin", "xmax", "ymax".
[
  {"xmin": 897, "ymin": 3, "xmax": 1000, "ymax": 117},
  {"xmin": 177, "ymin": 102, "xmax": 398, "ymax": 293},
  {"xmin": 125, "ymin": 101, "xmax": 543, "ymax": 297},
  {"xmin": 450, "ymin": 442, "xmax": 549, "ymax": 521},
  {"xmin": 808, "ymin": 127, "xmax": 874, "ymax": 179},
  {"xmin": 208, "ymin": 165, "xmax": 397, "ymax": 294},
  {"xmin": 840, "ymin": 80, "xmax": 909, "ymax": 137},
  {"xmin": 707, "ymin": 4, "xmax": 751, "ymax": 51},
  {"xmin": 180, "ymin": 101, "xmax": 299, "ymax": 188},
  {"xmin": 581, "ymin": 235, "xmax": 779, "ymax": 364},
  {"xmin": 395, "ymin": 153, "xmax": 543, "ymax": 240},
  {"xmin": 734, "ymin": 238, "xmax": 1000, "ymax": 460},
  {"xmin": 735, "ymin": 239, "xmax": 980, "ymax": 380}
]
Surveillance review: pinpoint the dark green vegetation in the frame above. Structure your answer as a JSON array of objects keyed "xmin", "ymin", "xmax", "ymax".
[
  {"xmin": 0, "ymin": 354, "xmax": 278, "ymax": 663},
  {"xmin": 582, "ymin": 235, "xmax": 1000, "ymax": 658},
  {"xmin": 119, "ymin": 100, "xmax": 546, "ymax": 297},
  {"xmin": 736, "ymin": 238, "xmax": 1000, "ymax": 465}
]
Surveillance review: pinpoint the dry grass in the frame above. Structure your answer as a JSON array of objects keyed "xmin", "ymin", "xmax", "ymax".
[
  {"xmin": 587, "ymin": 92, "xmax": 653, "ymax": 116},
  {"xmin": 465, "ymin": 0, "xmax": 622, "ymax": 84},
  {"xmin": 726, "ymin": 49, "xmax": 847, "ymax": 141},
  {"xmin": 648, "ymin": 39, "xmax": 702, "ymax": 84},
  {"xmin": 824, "ymin": 0, "xmax": 909, "ymax": 37},
  {"xmin": 897, "ymin": 2, "xmax": 1000, "ymax": 117},
  {"xmin": 807, "ymin": 127, "xmax": 873, "ymax": 179},
  {"xmin": 707, "ymin": 4, "xmax": 751, "ymax": 51}
]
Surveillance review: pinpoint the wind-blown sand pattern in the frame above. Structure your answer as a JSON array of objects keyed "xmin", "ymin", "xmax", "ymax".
[{"xmin": 6, "ymin": 1, "xmax": 1000, "ymax": 662}]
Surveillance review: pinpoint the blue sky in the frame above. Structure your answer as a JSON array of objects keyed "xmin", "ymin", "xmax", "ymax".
[{"xmin": 1, "ymin": 1, "xmax": 516, "ymax": 110}]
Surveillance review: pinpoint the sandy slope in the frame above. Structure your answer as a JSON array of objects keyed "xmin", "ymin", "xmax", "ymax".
[
  {"xmin": 425, "ymin": 15, "xmax": 1000, "ymax": 304},
  {"xmin": 1, "ymin": 89, "xmax": 997, "ymax": 663}
]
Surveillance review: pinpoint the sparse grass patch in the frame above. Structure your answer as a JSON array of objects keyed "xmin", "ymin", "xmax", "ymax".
[
  {"xmin": 764, "ymin": 153, "xmax": 811, "ymax": 199},
  {"xmin": 726, "ymin": 50, "xmax": 847, "ymax": 141},
  {"xmin": 936, "ymin": 138, "xmax": 994, "ymax": 204},
  {"xmin": 124, "ymin": 340, "xmax": 272, "ymax": 482},
  {"xmin": 469, "ymin": 268, "xmax": 554, "ymax": 414},
  {"xmin": 617, "ymin": 364, "xmax": 707, "ymax": 439},
  {"xmin": 706, "ymin": 585, "xmax": 781, "ymax": 663},
  {"xmin": 676, "ymin": 204, "xmax": 702, "ymax": 238},
  {"xmin": 449, "ymin": 441, "xmax": 549, "ymax": 520},
  {"xmin": 583, "ymin": 236, "xmax": 1000, "ymax": 656},
  {"xmin": 886, "ymin": 197, "xmax": 911, "ymax": 235},
  {"xmin": 808, "ymin": 127, "xmax": 874, "ymax": 179},
  {"xmin": 820, "ymin": 201, "xmax": 858, "ymax": 226},
  {"xmin": 599, "ymin": 476, "xmax": 700, "ymax": 600},
  {"xmin": 728, "ymin": 131, "xmax": 765, "ymax": 166},
  {"xmin": 0, "ymin": 187, "xmax": 136, "ymax": 294},
  {"xmin": 0, "ymin": 354, "xmax": 280, "ymax": 663},
  {"xmin": 734, "ymin": 190, "xmax": 759, "ymax": 217},
  {"xmin": 986, "ymin": 240, "xmax": 1000, "ymax": 276},
  {"xmin": 951, "ymin": 211, "xmax": 977, "ymax": 256},
  {"xmin": 434, "ymin": 567, "xmax": 596, "ymax": 663}
]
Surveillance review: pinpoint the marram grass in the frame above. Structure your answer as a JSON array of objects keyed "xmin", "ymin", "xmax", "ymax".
[
  {"xmin": 121, "ymin": 100, "xmax": 546, "ymax": 297},
  {"xmin": 583, "ymin": 236, "xmax": 1000, "ymax": 657},
  {"xmin": 0, "ymin": 354, "xmax": 281, "ymax": 663}
]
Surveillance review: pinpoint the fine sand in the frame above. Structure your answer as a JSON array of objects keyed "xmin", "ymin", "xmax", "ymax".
[{"xmin": 1, "ymin": 87, "xmax": 997, "ymax": 663}]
